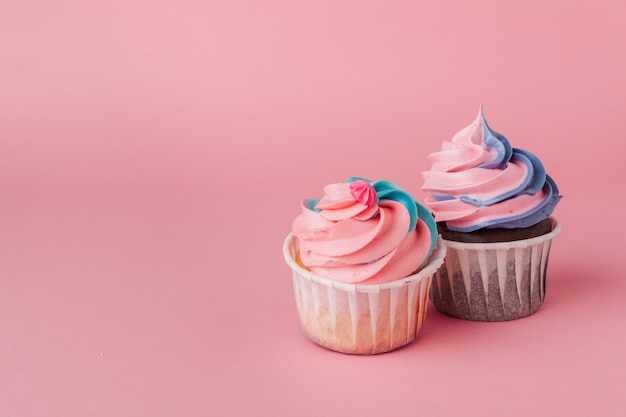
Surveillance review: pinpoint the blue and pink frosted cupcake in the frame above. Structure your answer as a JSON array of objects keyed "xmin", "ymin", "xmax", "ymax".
[{"xmin": 422, "ymin": 107, "xmax": 562, "ymax": 321}]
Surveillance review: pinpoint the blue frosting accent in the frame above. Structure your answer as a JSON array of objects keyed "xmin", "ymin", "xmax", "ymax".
[
  {"xmin": 512, "ymin": 148, "xmax": 546, "ymax": 195},
  {"xmin": 448, "ymin": 175, "xmax": 562, "ymax": 232},
  {"xmin": 433, "ymin": 193, "xmax": 456, "ymax": 202},
  {"xmin": 303, "ymin": 198, "xmax": 320, "ymax": 211},
  {"xmin": 478, "ymin": 109, "xmax": 512, "ymax": 170},
  {"xmin": 415, "ymin": 195, "xmax": 439, "ymax": 269}
]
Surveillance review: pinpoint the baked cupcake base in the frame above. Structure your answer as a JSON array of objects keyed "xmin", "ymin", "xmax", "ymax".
[
  {"xmin": 284, "ymin": 234, "xmax": 446, "ymax": 354},
  {"xmin": 430, "ymin": 218, "xmax": 561, "ymax": 322},
  {"xmin": 437, "ymin": 218, "xmax": 553, "ymax": 243}
]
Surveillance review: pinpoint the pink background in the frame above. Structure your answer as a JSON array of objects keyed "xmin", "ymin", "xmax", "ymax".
[{"xmin": 1, "ymin": 0, "xmax": 625, "ymax": 415}]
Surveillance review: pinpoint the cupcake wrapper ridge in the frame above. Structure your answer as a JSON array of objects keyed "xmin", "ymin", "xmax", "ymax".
[
  {"xmin": 430, "ymin": 217, "xmax": 561, "ymax": 321},
  {"xmin": 284, "ymin": 234, "xmax": 446, "ymax": 354}
]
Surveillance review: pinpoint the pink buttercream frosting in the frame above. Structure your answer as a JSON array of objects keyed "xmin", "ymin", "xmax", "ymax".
[{"xmin": 292, "ymin": 180, "xmax": 435, "ymax": 284}]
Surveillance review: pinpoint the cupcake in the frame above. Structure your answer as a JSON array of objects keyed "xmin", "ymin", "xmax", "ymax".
[
  {"xmin": 283, "ymin": 177, "xmax": 445, "ymax": 354},
  {"xmin": 421, "ymin": 107, "xmax": 562, "ymax": 321}
]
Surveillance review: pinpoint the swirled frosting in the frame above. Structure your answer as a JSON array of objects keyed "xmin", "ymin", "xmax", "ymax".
[
  {"xmin": 292, "ymin": 177, "xmax": 437, "ymax": 284},
  {"xmin": 422, "ymin": 107, "xmax": 561, "ymax": 232}
]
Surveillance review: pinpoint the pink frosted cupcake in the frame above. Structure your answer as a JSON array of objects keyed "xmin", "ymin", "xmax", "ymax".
[
  {"xmin": 283, "ymin": 177, "xmax": 445, "ymax": 354},
  {"xmin": 422, "ymin": 107, "xmax": 562, "ymax": 321}
]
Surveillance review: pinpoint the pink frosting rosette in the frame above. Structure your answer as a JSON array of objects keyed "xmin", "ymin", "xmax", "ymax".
[{"xmin": 292, "ymin": 179, "xmax": 436, "ymax": 284}]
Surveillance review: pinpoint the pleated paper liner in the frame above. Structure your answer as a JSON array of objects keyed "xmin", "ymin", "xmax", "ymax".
[
  {"xmin": 283, "ymin": 234, "xmax": 446, "ymax": 354},
  {"xmin": 430, "ymin": 218, "xmax": 561, "ymax": 321}
]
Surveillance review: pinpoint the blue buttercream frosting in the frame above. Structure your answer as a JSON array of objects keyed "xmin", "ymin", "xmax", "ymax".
[{"xmin": 478, "ymin": 108, "xmax": 512, "ymax": 170}]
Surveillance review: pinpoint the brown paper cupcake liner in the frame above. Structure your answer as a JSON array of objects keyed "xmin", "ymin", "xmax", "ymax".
[{"xmin": 430, "ymin": 218, "xmax": 561, "ymax": 321}]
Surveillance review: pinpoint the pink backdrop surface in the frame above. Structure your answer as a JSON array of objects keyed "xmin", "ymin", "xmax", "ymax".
[{"xmin": 1, "ymin": 1, "xmax": 625, "ymax": 416}]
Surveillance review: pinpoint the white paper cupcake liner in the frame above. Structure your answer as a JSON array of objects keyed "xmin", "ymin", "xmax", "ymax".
[
  {"xmin": 430, "ymin": 217, "xmax": 562, "ymax": 321},
  {"xmin": 283, "ymin": 234, "xmax": 446, "ymax": 354}
]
